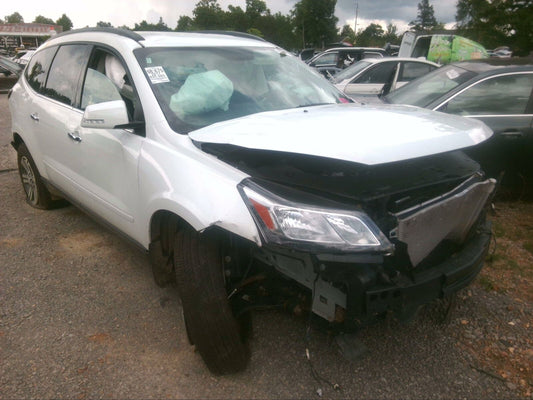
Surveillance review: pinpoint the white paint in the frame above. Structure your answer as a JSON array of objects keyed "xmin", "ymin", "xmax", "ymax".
[{"xmin": 190, "ymin": 103, "xmax": 493, "ymax": 166}]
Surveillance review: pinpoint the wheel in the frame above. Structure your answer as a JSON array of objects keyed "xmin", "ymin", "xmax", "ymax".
[
  {"xmin": 149, "ymin": 240, "xmax": 176, "ymax": 287},
  {"xmin": 17, "ymin": 143, "xmax": 53, "ymax": 209},
  {"xmin": 174, "ymin": 228, "xmax": 249, "ymax": 374}
]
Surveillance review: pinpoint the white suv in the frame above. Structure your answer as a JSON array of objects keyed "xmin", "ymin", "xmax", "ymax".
[{"xmin": 9, "ymin": 28, "xmax": 496, "ymax": 374}]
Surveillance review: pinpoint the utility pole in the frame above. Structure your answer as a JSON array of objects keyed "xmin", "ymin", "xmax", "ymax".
[{"xmin": 354, "ymin": 1, "xmax": 359, "ymax": 34}]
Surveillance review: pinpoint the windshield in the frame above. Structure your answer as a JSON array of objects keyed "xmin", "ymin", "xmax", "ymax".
[
  {"xmin": 331, "ymin": 60, "xmax": 372, "ymax": 83},
  {"xmin": 385, "ymin": 64, "xmax": 477, "ymax": 107},
  {"xmin": 135, "ymin": 46, "xmax": 347, "ymax": 134}
]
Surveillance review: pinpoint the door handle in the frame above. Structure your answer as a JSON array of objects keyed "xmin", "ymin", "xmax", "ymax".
[
  {"xmin": 67, "ymin": 132, "xmax": 82, "ymax": 142},
  {"xmin": 30, "ymin": 113, "xmax": 39, "ymax": 121},
  {"xmin": 500, "ymin": 130, "xmax": 523, "ymax": 138}
]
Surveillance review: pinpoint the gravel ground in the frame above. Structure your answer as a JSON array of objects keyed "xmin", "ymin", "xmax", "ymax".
[{"xmin": 0, "ymin": 93, "xmax": 528, "ymax": 399}]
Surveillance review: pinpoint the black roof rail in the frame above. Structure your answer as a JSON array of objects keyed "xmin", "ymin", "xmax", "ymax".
[
  {"xmin": 54, "ymin": 27, "xmax": 145, "ymax": 43},
  {"xmin": 194, "ymin": 30, "xmax": 267, "ymax": 42}
]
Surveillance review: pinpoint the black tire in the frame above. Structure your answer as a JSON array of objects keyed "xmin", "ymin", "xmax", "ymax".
[
  {"xmin": 174, "ymin": 228, "xmax": 249, "ymax": 374},
  {"xmin": 149, "ymin": 240, "xmax": 176, "ymax": 288},
  {"xmin": 17, "ymin": 143, "xmax": 53, "ymax": 209}
]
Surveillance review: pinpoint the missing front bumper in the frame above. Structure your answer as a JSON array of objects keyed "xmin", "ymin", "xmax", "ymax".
[
  {"xmin": 261, "ymin": 221, "xmax": 492, "ymax": 327},
  {"xmin": 365, "ymin": 222, "xmax": 491, "ymax": 319}
]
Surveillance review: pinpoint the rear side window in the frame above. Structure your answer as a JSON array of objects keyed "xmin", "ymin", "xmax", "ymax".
[
  {"xmin": 400, "ymin": 62, "xmax": 437, "ymax": 82},
  {"xmin": 354, "ymin": 62, "xmax": 396, "ymax": 84},
  {"xmin": 313, "ymin": 52, "xmax": 338, "ymax": 66},
  {"xmin": 44, "ymin": 45, "xmax": 90, "ymax": 106},
  {"xmin": 25, "ymin": 47, "xmax": 58, "ymax": 93},
  {"xmin": 444, "ymin": 73, "xmax": 533, "ymax": 116}
]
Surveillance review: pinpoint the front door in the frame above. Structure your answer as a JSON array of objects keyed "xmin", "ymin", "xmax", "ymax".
[{"xmin": 64, "ymin": 47, "xmax": 145, "ymax": 235}]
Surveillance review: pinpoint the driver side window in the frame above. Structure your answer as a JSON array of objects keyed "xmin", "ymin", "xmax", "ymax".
[
  {"xmin": 81, "ymin": 48, "xmax": 143, "ymax": 124},
  {"xmin": 81, "ymin": 68, "xmax": 122, "ymax": 109}
]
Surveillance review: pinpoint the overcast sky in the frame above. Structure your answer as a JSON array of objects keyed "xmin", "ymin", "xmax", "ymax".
[{"xmin": 4, "ymin": 0, "xmax": 458, "ymax": 34}]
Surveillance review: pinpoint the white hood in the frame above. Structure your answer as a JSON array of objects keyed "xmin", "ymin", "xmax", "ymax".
[{"xmin": 189, "ymin": 103, "xmax": 492, "ymax": 165}]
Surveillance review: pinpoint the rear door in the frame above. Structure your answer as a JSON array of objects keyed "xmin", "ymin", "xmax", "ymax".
[{"xmin": 33, "ymin": 44, "xmax": 92, "ymax": 191}]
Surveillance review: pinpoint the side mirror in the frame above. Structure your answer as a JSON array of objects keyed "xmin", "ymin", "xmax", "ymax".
[{"xmin": 81, "ymin": 100, "xmax": 129, "ymax": 129}]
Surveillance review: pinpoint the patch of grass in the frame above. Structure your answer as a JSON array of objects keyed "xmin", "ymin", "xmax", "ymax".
[
  {"xmin": 522, "ymin": 241, "xmax": 533, "ymax": 256},
  {"xmin": 506, "ymin": 259, "xmax": 523, "ymax": 272},
  {"xmin": 477, "ymin": 275, "xmax": 496, "ymax": 292},
  {"xmin": 486, "ymin": 252, "xmax": 504, "ymax": 264},
  {"xmin": 492, "ymin": 222, "xmax": 506, "ymax": 238}
]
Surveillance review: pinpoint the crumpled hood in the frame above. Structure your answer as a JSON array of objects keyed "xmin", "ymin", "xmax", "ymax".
[{"xmin": 189, "ymin": 103, "xmax": 492, "ymax": 165}]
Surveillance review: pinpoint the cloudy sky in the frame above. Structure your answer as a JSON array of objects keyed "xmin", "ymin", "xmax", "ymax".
[{"xmin": 5, "ymin": 0, "xmax": 458, "ymax": 34}]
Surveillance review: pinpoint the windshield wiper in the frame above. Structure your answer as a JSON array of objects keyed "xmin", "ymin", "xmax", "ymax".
[{"xmin": 297, "ymin": 102, "xmax": 333, "ymax": 108}]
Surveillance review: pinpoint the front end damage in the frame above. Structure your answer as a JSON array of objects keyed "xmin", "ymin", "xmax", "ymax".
[{"xmin": 206, "ymin": 144, "xmax": 496, "ymax": 328}]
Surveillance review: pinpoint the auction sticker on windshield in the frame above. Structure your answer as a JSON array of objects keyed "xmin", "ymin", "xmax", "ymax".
[{"xmin": 145, "ymin": 66, "xmax": 170, "ymax": 84}]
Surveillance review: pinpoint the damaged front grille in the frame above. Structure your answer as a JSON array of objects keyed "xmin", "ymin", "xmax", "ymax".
[{"xmin": 391, "ymin": 177, "xmax": 496, "ymax": 266}]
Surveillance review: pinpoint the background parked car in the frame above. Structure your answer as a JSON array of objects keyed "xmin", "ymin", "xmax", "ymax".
[
  {"xmin": 11, "ymin": 49, "xmax": 35, "ymax": 65},
  {"xmin": 331, "ymin": 57, "xmax": 439, "ymax": 98},
  {"xmin": 384, "ymin": 58, "xmax": 533, "ymax": 191},
  {"xmin": 0, "ymin": 55, "xmax": 22, "ymax": 93},
  {"xmin": 306, "ymin": 47, "xmax": 387, "ymax": 77},
  {"xmin": 14, "ymin": 50, "xmax": 35, "ymax": 65},
  {"xmin": 488, "ymin": 46, "xmax": 513, "ymax": 58}
]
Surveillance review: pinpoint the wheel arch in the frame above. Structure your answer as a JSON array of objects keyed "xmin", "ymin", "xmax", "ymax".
[
  {"xmin": 148, "ymin": 208, "xmax": 245, "ymax": 246},
  {"xmin": 10, "ymin": 131, "xmax": 49, "ymax": 181},
  {"xmin": 142, "ymin": 194, "xmax": 261, "ymax": 250},
  {"xmin": 11, "ymin": 132, "xmax": 24, "ymax": 150}
]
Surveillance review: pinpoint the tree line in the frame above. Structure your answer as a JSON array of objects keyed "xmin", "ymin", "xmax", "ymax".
[
  {"xmin": 2, "ymin": 11, "xmax": 73, "ymax": 32},
  {"xmin": 3, "ymin": 0, "xmax": 531, "ymax": 55}
]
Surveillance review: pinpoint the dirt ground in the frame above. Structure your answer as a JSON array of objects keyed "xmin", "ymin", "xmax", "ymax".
[{"xmin": 1, "ymin": 93, "xmax": 532, "ymax": 399}]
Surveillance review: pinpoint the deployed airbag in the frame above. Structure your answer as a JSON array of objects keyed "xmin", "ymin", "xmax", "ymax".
[{"xmin": 170, "ymin": 70, "xmax": 234, "ymax": 117}]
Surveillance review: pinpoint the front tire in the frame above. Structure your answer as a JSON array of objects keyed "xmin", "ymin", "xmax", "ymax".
[
  {"xmin": 174, "ymin": 228, "xmax": 249, "ymax": 374},
  {"xmin": 17, "ymin": 143, "xmax": 53, "ymax": 209}
]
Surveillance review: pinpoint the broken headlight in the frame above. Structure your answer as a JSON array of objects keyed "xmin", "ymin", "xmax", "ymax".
[{"xmin": 239, "ymin": 181, "xmax": 392, "ymax": 252}]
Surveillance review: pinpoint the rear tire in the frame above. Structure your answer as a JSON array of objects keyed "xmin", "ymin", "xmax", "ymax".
[
  {"xmin": 17, "ymin": 143, "xmax": 53, "ymax": 209},
  {"xmin": 174, "ymin": 228, "xmax": 249, "ymax": 374}
]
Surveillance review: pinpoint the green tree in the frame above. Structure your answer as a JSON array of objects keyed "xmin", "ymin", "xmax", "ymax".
[
  {"xmin": 176, "ymin": 15, "xmax": 196, "ymax": 31},
  {"xmin": 383, "ymin": 23, "xmax": 400, "ymax": 44},
  {"xmin": 339, "ymin": 24, "xmax": 356, "ymax": 45},
  {"xmin": 225, "ymin": 5, "xmax": 248, "ymax": 31},
  {"xmin": 356, "ymin": 23, "xmax": 385, "ymax": 47},
  {"xmin": 260, "ymin": 12, "xmax": 298, "ymax": 50},
  {"xmin": 134, "ymin": 17, "xmax": 171, "ymax": 31},
  {"xmin": 96, "ymin": 21, "xmax": 113, "ymax": 27},
  {"xmin": 456, "ymin": 0, "xmax": 532, "ymax": 55},
  {"xmin": 154, "ymin": 17, "xmax": 171, "ymax": 31},
  {"xmin": 5, "ymin": 12, "xmax": 24, "ymax": 23},
  {"xmin": 193, "ymin": 0, "xmax": 225, "ymax": 30},
  {"xmin": 56, "ymin": 14, "xmax": 73, "ymax": 31},
  {"xmin": 33, "ymin": 15, "xmax": 55, "ymax": 25},
  {"xmin": 246, "ymin": 0, "xmax": 269, "ymax": 23},
  {"xmin": 247, "ymin": 27, "xmax": 264, "ymax": 38},
  {"xmin": 292, "ymin": 0, "xmax": 338, "ymax": 48},
  {"xmin": 409, "ymin": 0, "xmax": 441, "ymax": 33}
]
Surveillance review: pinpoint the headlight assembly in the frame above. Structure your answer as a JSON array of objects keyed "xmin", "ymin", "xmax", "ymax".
[{"xmin": 239, "ymin": 180, "xmax": 392, "ymax": 252}]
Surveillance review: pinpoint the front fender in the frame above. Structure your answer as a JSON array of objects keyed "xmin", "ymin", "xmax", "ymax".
[{"xmin": 138, "ymin": 137, "xmax": 261, "ymax": 248}]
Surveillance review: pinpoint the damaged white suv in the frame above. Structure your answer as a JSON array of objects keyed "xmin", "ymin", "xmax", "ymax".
[{"xmin": 10, "ymin": 28, "xmax": 496, "ymax": 374}]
